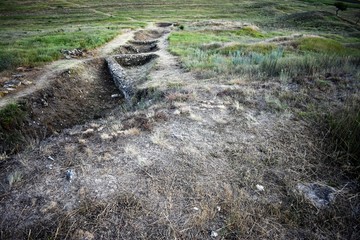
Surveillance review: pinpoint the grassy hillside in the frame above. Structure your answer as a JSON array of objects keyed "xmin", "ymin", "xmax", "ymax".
[{"xmin": 0, "ymin": 0, "xmax": 359, "ymax": 72}]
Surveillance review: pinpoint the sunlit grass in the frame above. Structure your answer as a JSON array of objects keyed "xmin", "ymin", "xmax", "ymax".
[{"xmin": 169, "ymin": 29, "xmax": 360, "ymax": 79}]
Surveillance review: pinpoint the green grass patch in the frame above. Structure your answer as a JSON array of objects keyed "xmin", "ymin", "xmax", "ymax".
[
  {"xmin": 298, "ymin": 37, "xmax": 346, "ymax": 54},
  {"xmin": 0, "ymin": 28, "xmax": 119, "ymax": 71},
  {"xmin": 170, "ymin": 31, "xmax": 359, "ymax": 79},
  {"xmin": 233, "ymin": 26, "xmax": 265, "ymax": 38},
  {"xmin": 169, "ymin": 31, "xmax": 229, "ymax": 46},
  {"xmin": 169, "ymin": 31, "xmax": 230, "ymax": 56},
  {"xmin": 1, "ymin": 0, "xmax": 359, "ymax": 72}
]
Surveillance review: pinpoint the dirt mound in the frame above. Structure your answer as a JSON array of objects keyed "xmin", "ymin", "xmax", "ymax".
[
  {"xmin": 134, "ymin": 29, "xmax": 165, "ymax": 41},
  {"xmin": 156, "ymin": 22, "xmax": 173, "ymax": 27}
]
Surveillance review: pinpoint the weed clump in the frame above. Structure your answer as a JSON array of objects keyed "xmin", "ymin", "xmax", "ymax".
[
  {"xmin": 0, "ymin": 103, "xmax": 27, "ymax": 153},
  {"xmin": 326, "ymin": 101, "xmax": 360, "ymax": 178},
  {"xmin": 0, "ymin": 51, "xmax": 20, "ymax": 72},
  {"xmin": 235, "ymin": 26, "xmax": 264, "ymax": 38}
]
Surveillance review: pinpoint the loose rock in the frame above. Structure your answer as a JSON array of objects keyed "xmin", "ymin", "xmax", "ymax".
[
  {"xmin": 3, "ymin": 79, "xmax": 21, "ymax": 88},
  {"xmin": 296, "ymin": 183, "xmax": 336, "ymax": 209},
  {"xmin": 211, "ymin": 231, "xmax": 218, "ymax": 238},
  {"xmin": 66, "ymin": 169, "xmax": 75, "ymax": 182}
]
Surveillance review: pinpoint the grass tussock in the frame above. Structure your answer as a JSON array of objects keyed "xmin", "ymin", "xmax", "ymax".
[
  {"xmin": 0, "ymin": 103, "xmax": 27, "ymax": 153},
  {"xmin": 233, "ymin": 26, "xmax": 264, "ymax": 38},
  {"xmin": 326, "ymin": 100, "xmax": 360, "ymax": 178}
]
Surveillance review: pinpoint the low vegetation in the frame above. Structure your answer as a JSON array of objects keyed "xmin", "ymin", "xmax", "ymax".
[
  {"xmin": 170, "ymin": 30, "xmax": 359, "ymax": 79},
  {"xmin": 0, "ymin": 103, "xmax": 27, "ymax": 153},
  {"xmin": 0, "ymin": 29, "xmax": 120, "ymax": 71},
  {"xmin": 327, "ymin": 99, "xmax": 360, "ymax": 178}
]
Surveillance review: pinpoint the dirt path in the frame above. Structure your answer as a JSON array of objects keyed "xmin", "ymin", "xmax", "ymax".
[{"xmin": 139, "ymin": 26, "xmax": 196, "ymax": 90}]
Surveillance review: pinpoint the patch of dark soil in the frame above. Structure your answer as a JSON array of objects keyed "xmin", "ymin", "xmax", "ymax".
[
  {"xmin": 115, "ymin": 54, "xmax": 158, "ymax": 67},
  {"xmin": 128, "ymin": 39, "xmax": 159, "ymax": 45},
  {"xmin": 0, "ymin": 59, "xmax": 124, "ymax": 153},
  {"xmin": 156, "ymin": 22, "xmax": 173, "ymax": 27},
  {"xmin": 281, "ymin": 11, "xmax": 333, "ymax": 22}
]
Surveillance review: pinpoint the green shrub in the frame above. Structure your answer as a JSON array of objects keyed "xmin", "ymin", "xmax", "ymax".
[{"xmin": 259, "ymin": 48, "xmax": 284, "ymax": 76}]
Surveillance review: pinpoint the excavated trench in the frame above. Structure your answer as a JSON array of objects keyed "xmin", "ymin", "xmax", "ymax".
[
  {"xmin": 0, "ymin": 27, "xmax": 169, "ymax": 153},
  {"xmin": 113, "ymin": 43, "xmax": 159, "ymax": 54},
  {"xmin": 0, "ymin": 59, "xmax": 122, "ymax": 153},
  {"xmin": 105, "ymin": 28, "xmax": 167, "ymax": 103},
  {"xmin": 133, "ymin": 29, "xmax": 165, "ymax": 41}
]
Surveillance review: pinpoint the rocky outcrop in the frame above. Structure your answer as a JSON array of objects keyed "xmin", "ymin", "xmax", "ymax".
[{"xmin": 296, "ymin": 183, "xmax": 336, "ymax": 209}]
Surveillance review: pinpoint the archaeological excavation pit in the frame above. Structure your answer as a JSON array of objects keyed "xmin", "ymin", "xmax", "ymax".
[
  {"xmin": 113, "ymin": 43, "xmax": 159, "ymax": 54},
  {"xmin": 133, "ymin": 29, "xmax": 166, "ymax": 41}
]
